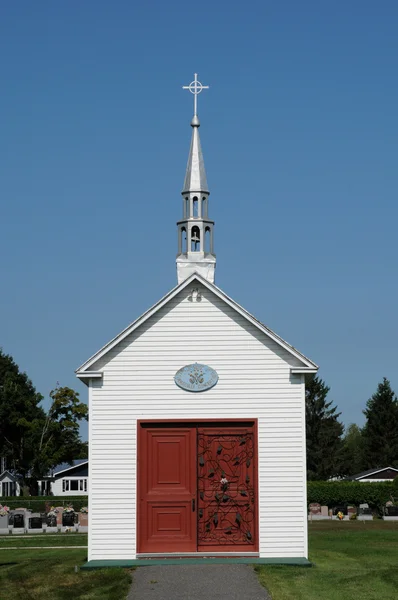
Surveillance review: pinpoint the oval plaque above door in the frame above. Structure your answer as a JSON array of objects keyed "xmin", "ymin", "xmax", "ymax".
[{"xmin": 174, "ymin": 363, "xmax": 218, "ymax": 393}]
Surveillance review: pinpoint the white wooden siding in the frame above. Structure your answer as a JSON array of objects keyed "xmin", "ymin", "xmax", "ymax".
[{"xmin": 88, "ymin": 282, "xmax": 307, "ymax": 560}]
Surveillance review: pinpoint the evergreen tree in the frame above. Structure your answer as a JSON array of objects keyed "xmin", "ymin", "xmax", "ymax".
[
  {"xmin": 340, "ymin": 423, "xmax": 365, "ymax": 476},
  {"xmin": 305, "ymin": 375, "xmax": 344, "ymax": 480},
  {"xmin": 362, "ymin": 378, "xmax": 398, "ymax": 468}
]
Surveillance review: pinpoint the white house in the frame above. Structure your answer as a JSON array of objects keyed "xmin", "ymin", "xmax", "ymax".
[
  {"xmin": 38, "ymin": 460, "xmax": 88, "ymax": 496},
  {"xmin": 347, "ymin": 467, "xmax": 398, "ymax": 482},
  {"xmin": 0, "ymin": 471, "xmax": 20, "ymax": 497},
  {"xmin": 76, "ymin": 75, "xmax": 318, "ymax": 566}
]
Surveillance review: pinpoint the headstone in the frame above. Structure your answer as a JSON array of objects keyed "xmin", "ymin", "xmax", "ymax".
[
  {"xmin": 0, "ymin": 513, "xmax": 9, "ymax": 534},
  {"xmin": 385, "ymin": 506, "xmax": 398, "ymax": 517},
  {"xmin": 46, "ymin": 513, "xmax": 57, "ymax": 528},
  {"xmin": 309, "ymin": 503, "xmax": 321, "ymax": 515},
  {"xmin": 55, "ymin": 507, "xmax": 64, "ymax": 526},
  {"xmin": 79, "ymin": 512, "xmax": 88, "ymax": 531},
  {"xmin": 12, "ymin": 511, "xmax": 26, "ymax": 534},
  {"xmin": 62, "ymin": 511, "xmax": 75, "ymax": 528},
  {"xmin": 347, "ymin": 506, "xmax": 356, "ymax": 516},
  {"xmin": 45, "ymin": 511, "xmax": 58, "ymax": 533},
  {"xmin": 321, "ymin": 506, "xmax": 329, "ymax": 517},
  {"xmin": 359, "ymin": 503, "xmax": 372, "ymax": 515},
  {"xmin": 28, "ymin": 513, "xmax": 43, "ymax": 533},
  {"xmin": 358, "ymin": 503, "xmax": 372, "ymax": 519}
]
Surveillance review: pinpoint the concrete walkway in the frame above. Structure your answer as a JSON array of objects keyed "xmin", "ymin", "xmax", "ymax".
[{"xmin": 128, "ymin": 564, "xmax": 271, "ymax": 600}]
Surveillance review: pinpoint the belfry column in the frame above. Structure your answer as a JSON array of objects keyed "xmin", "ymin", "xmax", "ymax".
[{"xmin": 176, "ymin": 74, "xmax": 216, "ymax": 284}]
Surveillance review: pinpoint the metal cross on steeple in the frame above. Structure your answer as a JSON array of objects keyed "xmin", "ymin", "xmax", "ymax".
[{"xmin": 182, "ymin": 73, "xmax": 209, "ymax": 117}]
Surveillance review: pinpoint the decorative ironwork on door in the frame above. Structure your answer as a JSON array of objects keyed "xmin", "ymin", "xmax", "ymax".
[{"xmin": 197, "ymin": 429, "xmax": 255, "ymax": 547}]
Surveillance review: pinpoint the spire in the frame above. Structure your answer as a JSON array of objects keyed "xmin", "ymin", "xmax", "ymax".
[
  {"xmin": 182, "ymin": 116, "xmax": 209, "ymax": 194},
  {"xmin": 176, "ymin": 74, "xmax": 216, "ymax": 285}
]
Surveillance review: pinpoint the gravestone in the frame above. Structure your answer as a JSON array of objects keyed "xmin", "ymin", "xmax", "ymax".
[
  {"xmin": 28, "ymin": 513, "xmax": 43, "ymax": 533},
  {"xmin": 321, "ymin": 506, "xmax": 329, "ymax": 517},
  {"xmin": 385, "ymin": 506, "xmax": 398, "ymax": 517},
  {"xmin": 12, "ymin": 511, "xmax": 26, "ymax": 534},
  {"xmin": 46, "ymin": 513, "xmax": 57, "ymax": 528},
  {"xmin": 79, "ymin": 512, "xmax": 88, "ymax": 532},
  {"xmin": 55, "ymin": 507, "xmax": 64, "ymax": 526},
  {"xmin": 347, "ymin": 506, "xmax": 356, "ymax": 517},
  {"xmin": 62, "ymin": 511, "xmax": 75, "ymax": 529},
  {"xmin": 0, "ymin": 513, "xmax": 9, "ymax": 535},
  {"xmin": 62, "ymin": 511, "xmax": 75, "ymax": 527},
  {"xmin": 79, "ymin": 513, "xmax": 88, "ymax": 527},
  {"xmin": 358, "ymin": 503, "xmax": 372, "ymax": 519},
  {"xmin": 45, "ymin": 512, "xmax": 58, "ymax": 533},
  {"xmin": 309, "ymin": 503, "xmax": 321, "ymax": 515}
]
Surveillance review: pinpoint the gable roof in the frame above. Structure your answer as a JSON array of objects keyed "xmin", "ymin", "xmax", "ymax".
[
  {"xmin": 0, "ymin": 470, "xmax": 18, "ymax": 482},
  {"xmin": 346, "ymin": 466, "xmax": 398, "ymax": 480},
  {"xmin": 53, "ymin": 460, "xmax": 88, "ymax": 477},
  {"xmin": 76, "ymin": 273, "xmax": 318, "ymax": 380}
]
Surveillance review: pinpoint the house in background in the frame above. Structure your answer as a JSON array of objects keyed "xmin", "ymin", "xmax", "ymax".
[
  {"xmin": 346, "ymin": 467, "xmax": 398, "ymax": 482},
  {"xmin": 0, "ymin": 471, "xmax": 20, "ymax": 497},
  {"xmin": 38, "ymin": 459, "xmax": 88, "ymax": 496}
]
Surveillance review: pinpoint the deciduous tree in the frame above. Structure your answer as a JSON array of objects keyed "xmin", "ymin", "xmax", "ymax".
[
  {"xmin": 0, "ymin": 349, "xmax": 88, "ymax": 494},
  {"xmin": 0, "ymin": 349, "xmax": 45, "ymax": 481},
  {"xmin": 29, "ymin": 385, "xmax": 88, "ymax": 492}
]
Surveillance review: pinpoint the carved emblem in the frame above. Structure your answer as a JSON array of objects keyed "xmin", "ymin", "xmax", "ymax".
[{"xmin": 174, "ymin": 363, "xmax": 218, "ymax": 393}]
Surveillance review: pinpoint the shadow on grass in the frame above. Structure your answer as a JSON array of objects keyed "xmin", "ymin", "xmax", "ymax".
[{"xmin": 0, "ymin": 551, "xmax": 132, "ymax": 600}]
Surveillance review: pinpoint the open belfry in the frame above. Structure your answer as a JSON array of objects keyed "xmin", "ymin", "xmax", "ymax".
[{"xmin": 76, "ymin": 74, "xmax": 318, "ymax": 566}]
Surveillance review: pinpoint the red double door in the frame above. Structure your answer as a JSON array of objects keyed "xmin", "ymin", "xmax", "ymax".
[{"xmin": 138, "ymin": 422, "xmax": 257, "ymax": 553}]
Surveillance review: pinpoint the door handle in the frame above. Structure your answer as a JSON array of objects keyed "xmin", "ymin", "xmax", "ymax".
[{"xmin": 192, "ymin": 498, "xmax": 195, "ymax": 512}]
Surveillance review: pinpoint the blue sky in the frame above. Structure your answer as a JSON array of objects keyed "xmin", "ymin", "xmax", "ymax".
[{"xmin": 1, "ymin": 1, "xmax": 397, "ymax": 441}]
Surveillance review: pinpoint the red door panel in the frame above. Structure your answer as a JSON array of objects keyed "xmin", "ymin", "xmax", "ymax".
[
  {"xmin": 138, "ymin": 427, "xmax": 197, "ymax": 552},
  {"xmin": 197, "ymin": 427, "xmax": 256, "ymax": 552},
  {"xmin": 138, "ymin": 422, "xmax": 257, "ymax": 554}
]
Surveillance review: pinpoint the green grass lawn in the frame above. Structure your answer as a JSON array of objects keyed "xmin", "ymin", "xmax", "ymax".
[
  {"xmin": 1, "ymin": 522, "xmax": 398, "ymax": 599},
  {"xmin": 0, "ymin": 538, "xmax": 131, "ymax": 600},
  {"xmin": 0, "ymin": 534, "xmax": 87, "ymax": 548},
  {"xmin": 256, "ymin": 520, "xmax": 398, "ymax": 600}
]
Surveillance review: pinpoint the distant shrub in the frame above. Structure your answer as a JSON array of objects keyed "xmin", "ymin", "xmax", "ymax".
[
  {"xmin": 1, "ymin": 496, "xmax": 88, "ymax": 512},
  {"xmin": 307, "ymin": 481, "xmax": 392, "ymax": 516}
]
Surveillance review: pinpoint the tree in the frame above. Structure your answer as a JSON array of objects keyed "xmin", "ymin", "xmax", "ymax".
[
  {"xmin": 0, "ymin": 349, "xmax": 88, "ymax": 494},
  {"xmin": 340, "ymin": 423, "xmax": 365, "ymax": 476},
  {"xmin": 362, "ymin": 378, "xmax": 398, "ymax": 469},
  {"xmin": 0, "ymin": 349, "xmax": 45, "ymax": 482},
  {"xmin": 29, "ymin": 385, "xmax": 88, "ymax": 493},
  {"xmin": 305, "ymin": 375, "xmax": 344, "ymax": 480}
]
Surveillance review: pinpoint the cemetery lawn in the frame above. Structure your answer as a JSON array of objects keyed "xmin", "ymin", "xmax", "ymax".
[
  {"xmin": 256, "ymin": 520, "xmax": 398, "ymax": 600},
  {"xmin": 0, "ymin": 541, "xmax": 132, "ymax": 600},
  {"xmin": 0, "ymin": 534, "xmax": 88, "ymax": 547}
]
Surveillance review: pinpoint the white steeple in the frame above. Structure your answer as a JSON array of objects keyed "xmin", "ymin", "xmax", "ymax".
[{"xmin": 176, "ymin": 74, "xmax": 216, "ymax": 284}]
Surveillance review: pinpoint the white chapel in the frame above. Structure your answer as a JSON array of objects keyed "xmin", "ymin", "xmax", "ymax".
[{"xmin": 76, "ymin": 74, "xmax": 318, "ymax": 566}]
